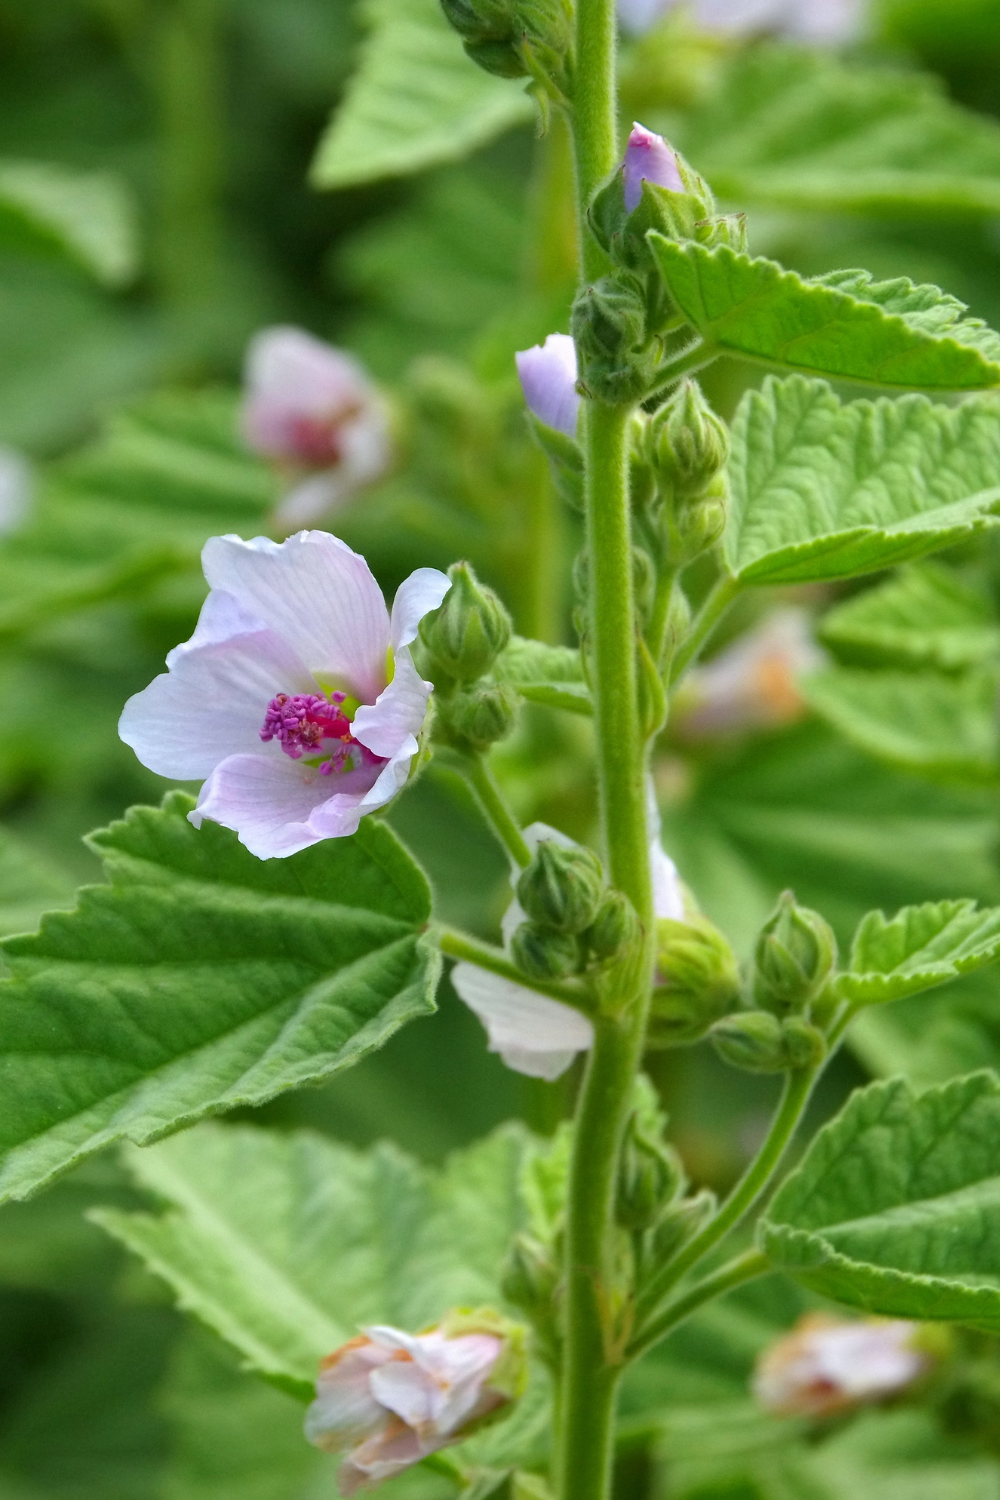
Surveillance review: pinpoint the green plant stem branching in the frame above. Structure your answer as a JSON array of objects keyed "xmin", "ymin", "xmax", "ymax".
[
  {"xmin": 668, "ymin": 572, "xmax": 742, "ymax": 686},
  {"xmin": 628, "ymin": 1249, "xmax": 772, "ymax": 1363},
  {"xmin": 457, "ymin": 752, "xmax": 533, "ymax": 868},
  {"xmin": 437, "ymin": 927, "xmax": 594, "ymax": 1012}
]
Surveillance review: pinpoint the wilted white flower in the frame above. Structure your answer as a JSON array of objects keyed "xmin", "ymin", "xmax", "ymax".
[
  {"xmin": 305, "ymin": 1315, "xmax": 525, "ymax": 1496},
  {"xmin": 754, "ymin": 1314, "xmax": 929, "ymax": 1417},
  {"xmin": 119, "ymin": 531, "xmax": 449, "ymax": 858},
  {"xmin": 673, "ymin": 607, "xmax": 824, "ymax": 740},
  {"xmin": 242, "ymin": 326, "xmax": 392, "ymax": 527}
]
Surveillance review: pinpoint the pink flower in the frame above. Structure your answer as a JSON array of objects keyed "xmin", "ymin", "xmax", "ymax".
[
  {"xmin": 304, "ymin": 1321, "xmax": 516, "ymax": 1496},
  {"xmin": 623, "ymin": 123, "xmax": 684, "ymax": 213},
  {"xmin": 119, "ymin": 531, "xmax": 449, "ymax": 858},
  {"xmin": 673, "ymin": 608, "xmax": 824, "ymax": 740},
  {"xmin": 618, "ymin": 0, "xmax": 676, "ymax": 34},
  {"xmin": 241, "ymin": 326, "xmax": 392, "ymax": 526},
  {"xmin": 452, "ymin": 798, "xmax": 685, "ymax": 1078},
  {"xmin": 515, "ymin": 333, "xmax": 581, "ymax": 439},
  {"xmin": 754, "ymin": 1314, "xmax": 929, "ymax": 1418}
]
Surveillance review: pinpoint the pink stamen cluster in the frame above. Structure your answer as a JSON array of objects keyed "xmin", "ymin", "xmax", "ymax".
[{"xmin": 258, "ymin": 691, "xmax": 352, "ymax": 773}]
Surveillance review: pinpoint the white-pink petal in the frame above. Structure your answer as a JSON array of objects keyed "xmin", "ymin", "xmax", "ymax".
[
  {"xmin": 305, "ymin": 1342, "xmax": 394, "ymax": 1453},
  {"xmin": 451, "ymin": 963, "xmax": 594, "ymax": 1080},
  {"xmin": 389, "ymin": 567, "xmax": 451, "ymax": 653},
  {"xmin": 352, "ymin": 647, "xmax": 430, "ymax": 763},
  {"xmin": 191, "ymin": 752, "xmax": 382, "ymax": 857},
  {"xmin": 201, "ymin": 532, "xmax": 390, "ymax": 704}
]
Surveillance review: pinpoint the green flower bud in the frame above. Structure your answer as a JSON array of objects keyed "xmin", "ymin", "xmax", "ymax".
[
  {"xmin": 649, "ymin": 915, "xmax": 741, "ymax": 1046},
  {"xmin": 710, "ymin": 1010, "xmax": 787, "ymax": 1073},
  {"xmin": 418, "ymin": 561, "xmax": 512, "ymax": 683},
  {"xmin": 440, "ymin": 0, "xmax": 572, "ymax": 91},
  {"xmin": 781, "ymin": 1016, "xmax": 827, "ymax": 1071},
  {"xmin": 464, "ymin": 37, "xmax": 524, "ymax": 75},
  {"xmin": 440, "ymin": 0, "xmax": 512, "ymax": 40},
  {"xmin": 517, "ymin": 840, "xmax": 603, "ymax": 935},
  {"xmin": 511, "ymin": 921, "xmax": 581, "ymax": 980},
  {"xmin": 500, "ymin": 1232, "xmax": 559, "ymax": 1315},
  {"xmin": 444, "ymin": 681, "xmax": 520, "ymax": 751},
  {"xmin": 646, "ymin": 380, "xmax": 729, "ymax": 501},
  {"xmin": 753, "ymin": 891, "xmax": 837, "ymax": 1015},
  {"xmin": 695, "ymin": 212, "xmax": 748, "ymax": 253},
  {"xmin": 588, "ymin": 162, "xmax": 714, "ymax": 275},
  {"xmin": 661, "ymin": 583, "xmax": 691, "ymax": 661},
  {"xmin": 647, "ymin": 1188, "xmax": 716, "ymax": 1263},
  {"xmin": 584, "ymin": 889, "xmax": 641, "ymax": 965},
  {"xmin": 571, "ymin": 278, "xmax": 653, "ymax": 405},
  {"xmin": 616, "ymin": 1117, "xmax": 685, "ymax": 1232}
]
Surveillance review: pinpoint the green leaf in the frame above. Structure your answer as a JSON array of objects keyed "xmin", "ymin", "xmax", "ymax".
[
  {"xmin": 678, "ymin": 45, "xmax": 1000, "ymax": 218},
  {"xmin": 850, "ymin": 969, "xmax": 1000, "ymax": 1090},
  {"xmin": 760, "ymin": 1070, "xmax": 1000, "ymax": 1331},
  {"xmin": 494, "ymin": 636, "xmax": 592, "ymax": 715},
  {"xmin": 803, "ymin": 666, "xmax": 999, "ymax": 782},
  {"xmin": 839, "ymin": 899, "xmax": 1000, "ymax": 1004},
  {"xmin": 648, "ymin": 239, "xmax": 1000, "ymax": 390},
  {"xmin": 92, "ymin": 1120, "xmax": 534, "ymax": 1397},
  {"xmin": 0, "ymin": 160, "xmax": 139, "ymax": 287},
  {"xmin": 0, "ymin": 793, "xmax": 439, "ymax": 1206},
  {"xmin": 310, "ymin": 0, "xmax": 532, "ymax": 190},
  {"xmin": 724, "ymin": 377, "xmax": 1000, "ymax": 585},
  {"xmin": 0, "ymin": 825, "xmax": 75, "ymax": 938},
  {"xmin": 819, "ymin": 562, "xmax": 1000, "ymax": 671}
]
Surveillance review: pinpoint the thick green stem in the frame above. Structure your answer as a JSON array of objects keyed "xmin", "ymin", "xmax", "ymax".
[
  {"xmin": 628, "ymin": 1250, "xmax": 771, "ymax": 1363},
  {"xmin": 668, "ymin": 573, "xmax": 741, "ymax": 687},
  {"xmin": 437, "ymin": 927, "xmax": 593, "ymax": 1011},
  {"xmin": 571, "ymin": 0, "xmax": 618, "ymax": 284},
  {"xmin": 647, "ymin": 565, "xmax": 679, "ymax": 669},
  {"xmin": 634, "ymin": 1066, "xmax": 818, "ymax": 1329},
  {"xmin": 457, "ymin": 753, "xmax": 532, "ymax": 868}
]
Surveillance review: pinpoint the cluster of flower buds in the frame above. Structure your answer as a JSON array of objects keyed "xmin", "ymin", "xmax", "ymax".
[
  {"xmin": 305, "ymin": 1309, "xmax": 527, "ymax": 1495},
  {"xmin": 754, "ymin": 1314, "xmax": 931, "ymax": 1419},
  {"xmin": 709, "ymin": 890, "xmax": 836, "ymax": 1073},
  {"xmin": 638, "ymin": 379, "xmax": 730, "ymax": 570},
  {"xmin": 418, "ymin": 561, "xmax": 520, "ymax": 753},
  {"xmin": 511, "ymin": 838, "xmax": 640, "ymax": 980},
  {"xmin": 441, "ymin": 0, "xmax": 574, "ymax": 110},
  {"xmin": 649, "ymin": 912, "xmax": 741, "ymax": 1046}
]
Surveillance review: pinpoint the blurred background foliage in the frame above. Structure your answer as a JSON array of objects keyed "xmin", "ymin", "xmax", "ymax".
[{"xmin": 3, "ymin": 0, "xmax": 1000, "ymax": 1496}]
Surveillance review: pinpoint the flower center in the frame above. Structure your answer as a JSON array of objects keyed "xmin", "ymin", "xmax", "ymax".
[{"xmin": 260, "ymin": 691, "xmax": 380, "ymax": 776}]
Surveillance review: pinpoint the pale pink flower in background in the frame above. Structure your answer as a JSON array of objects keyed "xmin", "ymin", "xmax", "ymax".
[
  {"xmin": 242, "ymin": 326, "xmax": 392, "ymax": 527},
  {"xmin": 305, "ymin": 1324, "xmax": 509, "ymax": 1496},
  {"xmin": 515, "ymin": 333, "xmax": 581, "ymax": 438},
  {"xmin": 0, "ymin": 447, "xmax": 32, "ymax": 535},
  {"xmin": 119, "ymin": 531, "xmax": 449, "ymax": 858},
  {"xmin": 754, "ymin": 1314, "xmax": 929, "ymax": 1418},
  {"xmin": 617, "ymin": 0, "xmax": 865, "ymax": 41},
  {"xmin": 623, "ymin": 122, "xmax": 684, "ymax": 211},
  {"xmin": 452, "ymin": 797, "xmax": 686, "ymax": 1078},
  {"xmin": 673, "ymin": 607, "xmax": 824, "ymax": 740}
]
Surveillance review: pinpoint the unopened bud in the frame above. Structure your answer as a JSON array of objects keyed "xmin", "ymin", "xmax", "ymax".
[
  {"xmin": 695, "ymin": 212, "xmax": 748, "ymax": 253},
  {"xmin": 584, "ymin": 889, "xmax": 641, "ymax": 964},
  {"xmin": 649, "ymin": 915, "xmax": 741, "ymax": 1045},
  {"xmin": 710, "ymin": 1010, "xmax": 787, "ymax": 1073},
  {"xmin": 571, "ymin": 279, "xmax": 652, "ymax": 405},
  {"xmin": 647, "ymin": 380, "xmax": 729, "ymax": 500},
  {"xmin": 753, "ymin": 891, "xmax": 837, "ymax": 1015},
  {"xmin": 648, "ymin": 1188, "xmax": 716, "ymax": 1262},
  {"xmin": 418, "ymin": 561, "xmax": 512, "ymax": 683},
  {"xmin": 441, "ymin": 0, "xmax": 571, "ymax": 84},
  {"xmin": 781, "ymin": 1016, "xmax": 827, "ymax": 1071},
  {"xmin": 511, "ymin": 921, "xmax": 581, "ymax": 980},
  {"xmin": 517, "ymin": 841, "xmax": 603, "ymax": 935},
  {"xmin": 588, "ymin": 126, "xmax": 712, "ymax": 274},
  {"xmin": 446, "ymin": 681, "xmax": 520, "ymax": 751},
  {"xmin": 501, "ymin": 1232, "xmax": 558, "ymax": 1314},
  {"xmin": 616, "ymin": 1118, "xmax": 684, "ymax": 1232},
  {"xmin": 661, "ymin": 584, "xmax": 692, "ymax": 661}
]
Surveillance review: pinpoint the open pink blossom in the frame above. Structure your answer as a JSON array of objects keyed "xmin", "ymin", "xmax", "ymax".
[
  {"xmin": 623, "ymin": 123, "xmax": 684, "ymax": 212},
  {"xmin": 754, "ymin": 1314, "xmax": 929, "ymax": 1418},
  {"xmin": 305, "ymin": 1323, "xmax": 511, "ymax": 1495},
  {"xmin": 516, "ymin": 333, "xmax": 581, "ymax": 438},
  {"xmin": 242, "ymin": 326, "xmax": 392, "ymax": 527},
  {"xmin": 119, "ymin": 531, "xmax": 449, "ymax": 858},
  {"xmin": 452, "ymin": 800, "xmax": 686, "ymax": 1078}
]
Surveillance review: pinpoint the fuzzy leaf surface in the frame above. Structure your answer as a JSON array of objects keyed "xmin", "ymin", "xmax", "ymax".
[
  {"xmin": 679, "ymin": 45, "xmax": 1000, "ymax": 218},
  {"xmin": 494, "ymin": 636, "xmax": 591, "ymax": 714},
  {"xmin": 0, "ymin": 793, "xmax": 439, "ymax": 1205},
  {"xmin": 649, "ymin": 240, "xmax": 1000, "ymax": 390},
  {"xmin": 761, "ymin": 1071, "xmax": 1000, "ymax": 1330},
  {"xmin": 803, "ymin": 667, "xmax": 999, "ymax": 782},
  {"xmin": 840, "ymin": 899, "xmax": 1000, "ymax": 1005},
  {"xmin": 0, "ymin": 159, "xmax": 139, "ymax": 286},
  {"xmin": 724, "ymin": 377, "xmax": 1000, "ymax": 586},
  {"xmin": 92, "ymin": 1120, "xmax": 533, "ymax": 1394},
  {"xmin": 819, "ymin": 563, "xmax": 1000, "ymax": 671},
  {"xmin": 311, "ymin": 0, "xmax": 532, "ymax": 189}
]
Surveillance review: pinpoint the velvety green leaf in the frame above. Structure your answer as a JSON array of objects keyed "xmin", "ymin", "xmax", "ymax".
[
  {"xmin": 679, "ymin": 45, "xmax": 1000, "ymax": 218},
  {"xmin": 839, "ymin": 898, "xmax": 1000, "ymax": 1004},
  {"xmin": 310, "ymin": 0, "xmax": 532, "ymax": 190},
  {"xmin": 803, "ymin": 666, "xmax": 999, "ymax": 782},
  {"xmin": 761, "ymin": 1070, "xmax": 1000, "ymax": 1330},
  {"xmin": 723, "ymin": 378, "xmax": 1000, "ymax": 585},
  {"xmin": 93, "ymin": 1120, "xmax": 534, "ymax": 1396},
  {"xmin": 819, "ymin": 562, "xmax": 1000, "ymax": 671},
  {"xmin": 0, "ymin": 160, "xmax": 139, "ymax": 287},
  {"xmin": 0, "ymin": 793, "xmax": 439, "ymax": 1206},
  {"xmin": 494, "ymin": 636, "xmax": 592, "ymax": 715},
  {"xmin": 649, "ymin": 239, "xmax": 1000, "ymax": 389}
]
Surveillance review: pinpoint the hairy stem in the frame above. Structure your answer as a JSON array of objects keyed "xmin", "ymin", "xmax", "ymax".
[
  {"xmin": 628, "ymin": 1250, "xmax": 771, "ymax": 1363},
  {"xmin": 634, "ymin": 1065, "xmax": 819, "ymax": 1330},
  {"xmin": 668, "ymin": 573, "xmax": 741, "ymax": 686},
  {"xmin": 457, "ymin": 753, "xmax": 532, "ymax": 868},
  {"xmin": 571, "ymin": 0, "xmax": 618, "ymax": 284},
  {"xmin": 437, "ymin": 927, "xmax": 593, "ymax": 1011},
  {"xmin": 647, "ymin": 565, "xmax": 679, "ymax": 669}
]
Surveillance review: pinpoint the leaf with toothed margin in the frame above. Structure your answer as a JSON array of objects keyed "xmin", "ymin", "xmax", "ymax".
[
  {"xmin": 760, "ymin": 1071, "xmax": 1000, "ymax": 1332},
  {"xmin": 0, "ymin": 791, "xmax": 439, "ymax": 1207},
  {"xmin": 839, "ymin": 899, "xmax": 1000, "ymax": 1005},
  {"xmin": 723, "ymin": 376, "xmax": 1000, "ymax": 586},
  {"xmin": 494, "ymin": 636, "xmax": 592, "ymax": 715},
  {"xmin": 648, "ymin": 239, "xmax": 1000, "ymax": 390},
  {"xmin": 819, "ymin": 563, "xmax": 1000, "ymax": 672}
]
